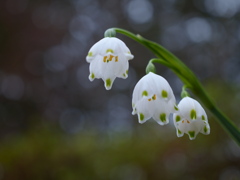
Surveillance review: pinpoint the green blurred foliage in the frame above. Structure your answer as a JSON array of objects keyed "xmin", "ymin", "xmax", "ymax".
[{"xmin": 1, "ymin": 79, "xmax": 240, "ymax": 180}]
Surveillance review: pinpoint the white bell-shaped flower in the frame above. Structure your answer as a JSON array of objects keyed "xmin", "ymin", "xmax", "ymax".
[
  {"xmin": 173, "ymin": 97, "xmax": 210, "ymax": 140},
  {"xmin": 132, "ymin": 72, "xmax": 177, "ymax": 125},
  {"xmin": 86, "ymin": 37, "xmax": 134, "ymax": 90}
]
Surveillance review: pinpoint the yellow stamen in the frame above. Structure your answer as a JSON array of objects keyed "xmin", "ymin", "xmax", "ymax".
[
  {"xmin": 103, "ymin": 56, "xmax": 107, "ymax": 62},
  {"xmin": 148, "ymin": 98, "xmax": 151, "ymax": 101},
  {"xmin": 152, "ymin": 94, "xmax": 156, "ymax": 100},
  {"xmin": 109, "ymin": 55, "xmax": 114, "ymax": 61},
  {"xmin": 115, "ymin": 56, "xmax": 118, "ymax": 62}
]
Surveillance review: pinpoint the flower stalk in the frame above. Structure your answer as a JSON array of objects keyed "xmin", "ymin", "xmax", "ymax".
[{"xmin": 109, "ymin": 27, "xmax": 240, "ymax": 145}]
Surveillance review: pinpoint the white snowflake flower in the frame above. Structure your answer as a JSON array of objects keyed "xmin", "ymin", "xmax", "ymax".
[
  {"xmin": 132, "ymin": 72, "xmax": 177, "ymax": 125},
  {"xmin": 173, "ymin": 97, "xmax": 210, "ymax": 140},
  {"xmin": 86, "ymin": 37, "xmax": 134, "ymax": 90}
]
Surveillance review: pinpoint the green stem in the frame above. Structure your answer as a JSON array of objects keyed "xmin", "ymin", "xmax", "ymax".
[
  {"xmin": 149, "ymin": 58, "xmax": 190, "ymax": 84},
  {"xmin": 181, "ymin": 85, "xmax": 190, "ymax": 98},
  {"xmin": 210, "ymin": 106, "xmax": 240, "ymax": 143},
  {"xmin": 111, "ymin": 27, "xmax": 240, "ymax": 145}
]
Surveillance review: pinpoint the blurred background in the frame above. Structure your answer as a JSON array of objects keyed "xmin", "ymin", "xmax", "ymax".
[{"xmin": 0, "ymin": 0, "xmax": 240, "ymax": 179}]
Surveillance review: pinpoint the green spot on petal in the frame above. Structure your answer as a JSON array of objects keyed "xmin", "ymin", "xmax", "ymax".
[
  {"xmin": 126, "ymin": 70, "xmax": 128, "ymax": 74},
  {"xmin": 188, "ymin": 131, "xmax": 195, "ymax": 138},
  {"xmin": 174, "ymin": 105, "xmax": 179, "ymax": 111},
  {"xmin": 123, "ymin": 73, "xmax": 126, "ymax": 77},
  {"xmin": 142, "ymin": 90, "xmax": 148, "ymax": 97},
  {"xmin": 204, "ymin": 126, "xmax": 208, "ymax": 133},
  {"xmin": 139, "ymin": 113, "xmax": 144, "ymax": 121},
  {"xmin": 106, "ymin": 49, "xmax": 114, "ymax": 53},
  {"xmin": 176, "ymin": 115, "xmax": 181, "ymax": 122},
  {"xmin": 88, "ymin": 52, "xmax": 93, "ymax": 57},
  {"xmin": 90, "ymin": 73, "xmax": 95, "ymax": 79},
  {"xmin": 161, "ymin": 90, "xmax": 168, "ymax": 98},
  {"xmin": 106, "ymin": 78, "xmax": 112, "ymax": 87},
  {"xmin": 177, "ymin": 129, "xmax": 182, "ymax": 134},
  {"xmin": 202, "ymin": 115, "xmax": 206, "ymax": 120},
  {"xmin": 160, "ymin": 113, "xmax": 166, "ymax": 122},
  {"xmin": 190, "ymin": 109, "xmax": 197, "ymax": 120}
]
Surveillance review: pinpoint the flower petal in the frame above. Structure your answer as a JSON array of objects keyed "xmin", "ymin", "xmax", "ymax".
[
  {"xmin": 86, "ymin": 38, "xmax": 107, "ymax": 62},
  {"xmin": 152, "ymin": 100, "xmax": 172, "ymax": 125},
  {"xmin": 177, "ymin": 97, "xmax": 196, "ymax": 120},
  {"xmin": 88, "ymin": 55, "xmax": 104, "ymax": 79},
  {"xmin": 176, "ymin": 128, "xmax": 184, "ymax": 137},
  {"xmin": 104, "ymin": 77, "xmax": 116, "ymax": 90},
  {"xmin": 200, "ymin": 121, "xmax": 210, "ymax": 135},
  {"xmin": 134, "ymin": 97, "xmax": 155, "ymax": 123}
]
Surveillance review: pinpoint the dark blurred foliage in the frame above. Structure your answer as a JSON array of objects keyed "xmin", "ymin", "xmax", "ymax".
[{"xmin": 0, "ymin": 0, "xmax": 240, "ymax": 179}]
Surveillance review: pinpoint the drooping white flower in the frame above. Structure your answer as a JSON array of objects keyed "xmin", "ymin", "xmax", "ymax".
[
  {"xmin": 86, "ymin": 37, "xmax": 134, "ymax": 90},
  {"xmin": 173, "ymin": 97, "xmax": 210, "ymax": 140},
  {"xmin": 132, "ymin": 72, "xmax": 177, "ymax": 125}
]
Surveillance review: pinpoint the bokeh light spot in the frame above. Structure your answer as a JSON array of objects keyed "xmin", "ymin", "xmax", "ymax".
[
  {"xmin": 186, "ymin": 17, "xmax": 212, "ymax": 43},
  {"xmin": 127, "ymin": 0, "xmax": 153, "ymax": 24},
  {"xmin": 205, "ymin": 0, "xmax": 240, "ymax": 18}
]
